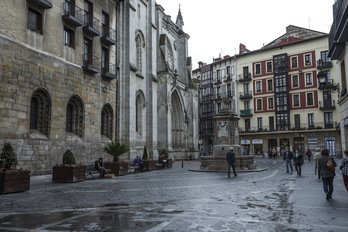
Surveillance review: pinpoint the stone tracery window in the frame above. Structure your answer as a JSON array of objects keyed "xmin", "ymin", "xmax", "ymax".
[
  {"xmin": 30, "ymin": 88, "xmax": 51, "ymax": 137},
  {"xmin": 66, "ymin": 95, "xmax": 84, "ymax": 137},
  {"xmin": 101, "ymin": 104, "xmax": 113, "ymax": 139},
  {"xmin": 136, "ymin": 34, "xmax": 142, "ymax": 72}
]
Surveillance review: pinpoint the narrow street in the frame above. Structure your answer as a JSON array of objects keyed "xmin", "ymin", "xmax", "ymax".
[{"xmin": 0, "ymin": 157, "xmax": 347, "ymax": 232}]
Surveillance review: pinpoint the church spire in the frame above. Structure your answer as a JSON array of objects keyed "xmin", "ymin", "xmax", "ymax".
[{"xmin": 175, "ymin": 4, "xmax": 184, "ymax": 30}]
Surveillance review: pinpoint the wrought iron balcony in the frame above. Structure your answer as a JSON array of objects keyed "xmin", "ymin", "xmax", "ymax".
[
  {"xmin": 240, "ymin": 109, "xmax": 253, "ymax": 117},
  {"xmin": 238, "ymin": 73, "xmax": 251, "ymax": 82},
  {"xmin": 317, "ymin": 59, "xmax": 333, "ymax": 70},
  {"xmin": 62, "ymin": 1, "xmax": 83, "ymax": 27},
  {"xmin": 101, "ymin": 24, "xmax": 116, "ymax": 45},
  {"xmin": 83, "ymin": 13, "xmax": 100, "ymax": 37},
  {"xmin": 319, "ymin": 100, "xmax": 336, "ymax": 110},
  {"xmin": 224, "ymin": 74, "xmax": 232, "ymax": 82},
  {"xmin": 239, "ymin": 91, "xmax": 253, "ymax": 100},
  {"xmin": 82, "ymin": 54, "xmax": 100, "ymax": 74},
  {"xmin": 101, "ymin": 62, "xmax": 117, "ymax": 79}
]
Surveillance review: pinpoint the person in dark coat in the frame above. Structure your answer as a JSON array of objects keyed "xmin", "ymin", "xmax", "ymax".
[
  {"xmin": 226, "ymin": 147, "xmax": 237, "ymax": 178},
  {"xmin": 293, "ymin": 150, "xmax": 304, "ymax": 176},
  {"xmin": 318, "ymin": 149, "xmax": 337, "ymax": 201},
  {"xmin": 283, "ymin": 147, "xmax": 294, "ymax": 174}
]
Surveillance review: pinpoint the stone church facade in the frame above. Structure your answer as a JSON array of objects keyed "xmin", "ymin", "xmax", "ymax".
[{"xmin": 0, "ymin": 0, "xmax": 198, "ymax": 174}]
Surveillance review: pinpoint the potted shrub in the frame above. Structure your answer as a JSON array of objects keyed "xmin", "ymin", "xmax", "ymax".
[
  {"xmin": 52, "ymin": 149, "xmax": 86, "ymax": 183},
  {"xmin": 103, "ymin": 142, "xmax": 129, "ymax": 176},
  {"xmin": 0, "ymin": 143, "xmax": 30, "ymax": 194},
  {"xmin": 142, "ymin": 146, "xmax": 155, "ymax": 171}
]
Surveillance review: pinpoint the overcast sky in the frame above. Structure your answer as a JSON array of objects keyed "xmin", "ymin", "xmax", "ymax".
[{"xmin": 155, "ymin": 0, "xmax": 335, "ymax": 70}]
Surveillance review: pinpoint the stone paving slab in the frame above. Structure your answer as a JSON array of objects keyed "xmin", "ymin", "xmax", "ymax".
[{"xmin": 0, "ymin": 158, "xmax": 347, "ymax": 232}]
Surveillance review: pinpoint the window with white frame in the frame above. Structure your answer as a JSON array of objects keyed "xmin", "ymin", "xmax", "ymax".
[
  {"xmin": 291, "ymin": 56, "xmax": 298, "ymax": 69},
  {"xmin": 305, "ymin": 72, "xmax": 313, "ymax": 86},
  {"xmin": 267, "ymin": 97, "xmax": 274, "ymax": 110},
  {"xmin": 266, "ymin": 61, "xmax": 272, "ymax": 73},
  {"xmin": 292, "ymin": 75, "xmax": 299, "ymax": 88},
  {"xmin": 293, "ymin": 94, "xmax": 300, "ymax": 107},
  {"xmin": 267, "ymin": 79, "xmax": 273, "ymax": 91},
  {"xmin": 257, "ymin": 117, "xmax": 263, "ymax": 130},
  {"xmin": 306, "ymin": 92, "xmax": 314, "ymax": 106},
  {"xmin": 256, "ymin": 81, "xmax": 262, "ymax": 93},
  {"xmin": 255, "ymin": 63, "xmax": 261, "ymax": 75},
  {"xmin": 308, "ymin": 113, "xmax": 314, "ymax": 127},
  {"xmin": 256, "ymin": 98, "xmax": 262, "ymax": 111},
  {"xmin": 304, "ymin": 53, "xmax": 312, "ymax": 66}
]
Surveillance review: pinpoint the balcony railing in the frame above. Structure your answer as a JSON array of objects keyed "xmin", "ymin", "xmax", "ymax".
[
  {"xmin": 317, "ymin": 59, "xmax": 333, "ymax": 70},
  {"xmin": 239, "ymin": 121, "xmax": 338, "ymax": 134},
  {"xmin": 318, "ymin": 78, "xmax": 338, "ymax": 91},
  {"xmin": 319, "ymin": 100, "xmax": 336, "ymax": 110},
  {"xmin": 224, "ymin": 74, "xmax": 232, "ymax": 82},
  {"xmin": 238, "ymin": 73, "xmax": 252, "ymax": 82},
  {"xmin": 101, "ymin": 62, "xmax": 117, "ymax": 79},
  {"xmin": 101, "ymin": 24, "xmax": 116, "ymax": 45},
  {"xmin": 83, "ymin": 13, "xmax": 100, "ymax": 37},
  {"xmin": 239, "ymin": 91, "xmax": 253, "ymax": 100},
  {"xmin": 62, "ymin": 1, "xmax": 83, "ymax": 27},
  {"xmin": 82, "ymin": 54, "xmax": 100, "ymax": 74},
  {"xmin": 240, "ymin": 109, "xmax": 253, "ymax": 117}
]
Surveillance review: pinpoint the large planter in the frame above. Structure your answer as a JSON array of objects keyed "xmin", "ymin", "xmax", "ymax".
[
  {"xmin": 104, "ymin": 162, "xmax": 128, "ymax": 176},
  {"xmin": 52, "ymin": 165, "xmax": 86, "ymax": 183},
  {"xmin": 143, "ymin": 160, "xmax": 156, "ymax": 171},
  {"xmin": 166, "ymin": 159, "xmax": 173, "ymax": 168},
  {"xmin": 0, "ymin": 169, "xmax": 30, "ymax": 194}
]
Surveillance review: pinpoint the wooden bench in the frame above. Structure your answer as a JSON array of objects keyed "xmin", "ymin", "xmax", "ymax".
[
  {"xmin": 155, "ymin": 163, "xmax": 164, "ymax": 169},
  {"xmin": 85, "ymin": 164, "xmax": 111, "ymax": 179}
]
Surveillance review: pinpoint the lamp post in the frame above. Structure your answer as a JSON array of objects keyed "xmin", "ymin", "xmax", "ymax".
[{"xmin": 316, "ymin": 71, "xmax": 339, "ymax": 92}]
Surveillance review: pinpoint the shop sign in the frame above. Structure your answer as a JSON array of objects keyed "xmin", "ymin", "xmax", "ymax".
[
  {"xmin": 252, "ymin": 139, "xmax": 263, "ymax": 144},
  {"xmin": 241, "ymin": 139, "xmax": 250, "ymax": 145}
]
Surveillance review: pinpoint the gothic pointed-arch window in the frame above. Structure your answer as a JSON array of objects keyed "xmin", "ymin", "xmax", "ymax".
[
  {"xmin": 101, "ymin": 104, "xmax": 113, "ymax": 139},
  {"xmin": 171, "ymin": 91, "xmax": 185, "ymax": 149},
  {"xmin": 136, "ymin": 34, "xmax": 142, "ymax": 73},
  {"xmin": 136, "ymin": 91, "xmax": 145, "ymax": 135},
  {"xmin": 30, "ymin": 89, "xmax": 51, "ymax": 137},
  {"xmin": 66, "ymin": 95, "xmax": 84, "ymax": 137}
]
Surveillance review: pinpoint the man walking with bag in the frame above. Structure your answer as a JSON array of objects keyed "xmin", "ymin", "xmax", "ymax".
[
  {"xmin": 283, "ymin": 147, "xmax": 294, "ymax": 174},
  {"xmin": 226, "ymin": 147, "xmax": 237, "ymax": 178}
]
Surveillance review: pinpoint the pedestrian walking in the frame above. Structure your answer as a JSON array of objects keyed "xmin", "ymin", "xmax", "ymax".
[
  {"xmin": 226, "ymin": 147, "xmax": 237, "ymax": 178},
  {"xmin": 283, "ymin": 147, "xmax": 294, "ymax": 174},
  {"xmin": 306, "ymin": 149, "xmax": 312, "ymax": 162},
  {"xmin": 293, "ymin": 150, "xmax": 304, "ymax": 176},
  {"xmin": 318, "ymin": 149, "xmax": 337, "ymax": 201},
  {"xmin": 339, "ymin": 150, "xmax": 348, "ymax": 192},
  {"xmin": 314, "ymin": 148, "xmax": 322, "ymax": 179}
]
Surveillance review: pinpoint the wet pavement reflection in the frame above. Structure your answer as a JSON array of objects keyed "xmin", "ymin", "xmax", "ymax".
[{"xmin": 0, "ymin": 157, "xmax": 347, "ymax": 231}]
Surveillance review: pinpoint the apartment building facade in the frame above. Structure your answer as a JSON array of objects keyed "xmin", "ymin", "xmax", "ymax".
[
  {"xmin": 0, "ymin": 0, "xmax": 198, "ymax": 174},
  {"xmin": 328, "ymin": 0, "xmax": 348, "ymax": 153},
  {"xmin": 194, "ymin": 26, "xmax": 341, "ymax": 157},
  {"xmin": 238, "ymin": 26, "xmax": 341, "ymax": 157},
  {"xmin": 193, "ymin": 56, "xmax": 238, "ymax": 155}
]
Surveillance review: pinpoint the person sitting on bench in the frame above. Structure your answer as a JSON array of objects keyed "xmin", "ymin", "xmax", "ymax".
[
  {"xmin": 95, "ymin": 158, "xmax": 108, "ymax": 178},
  {"xmin": 133, "ymin": 155, "xmax": 144, "ymax": 172},
  {"xmin": 159, "ymin": 155, "xmax": 167, "ymax": 169}
]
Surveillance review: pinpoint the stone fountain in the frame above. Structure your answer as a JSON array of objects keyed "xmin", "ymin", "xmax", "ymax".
[{"xmin": 199, "ymin": 98, "xmax": 257, "ymax": 171}]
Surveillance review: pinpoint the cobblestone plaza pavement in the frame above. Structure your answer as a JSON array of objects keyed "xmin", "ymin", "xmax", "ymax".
[{"xmin": 0, "ymin": 157, "xmax": 347, "ymax": 232}]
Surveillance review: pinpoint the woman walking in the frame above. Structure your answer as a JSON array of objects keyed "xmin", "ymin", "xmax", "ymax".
[
  {"xmin": 318, "ymin": 149, "xmax": 337, "ymax": 201},
  {"xmin": 293, "ymin": 150, "xmax": 304, "ymax": 176},
  {"xmin": 340, "ymin": 150, "xmax": 348, "ymax": 191}
]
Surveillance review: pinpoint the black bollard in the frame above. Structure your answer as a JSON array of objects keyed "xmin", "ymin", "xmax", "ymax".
[{"xmin": 182, "ymin": 159, "xmax": 184, "ymax": 168}]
